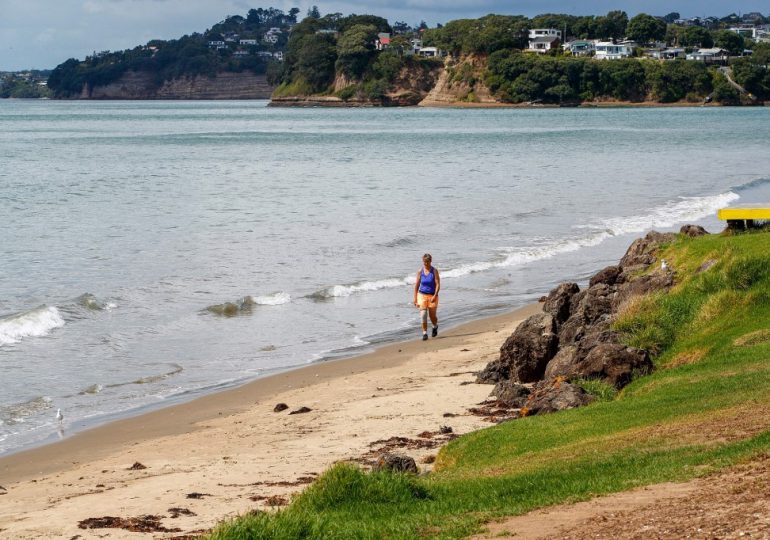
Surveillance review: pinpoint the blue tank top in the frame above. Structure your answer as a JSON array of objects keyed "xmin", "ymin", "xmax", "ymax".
[{"xmin": 419, "ymin": 267, "xmax": 436, "ymax": 295}]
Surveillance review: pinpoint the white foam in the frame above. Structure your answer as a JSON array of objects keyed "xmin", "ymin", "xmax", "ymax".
[
  {"xmin": 313, "ymin": 278, "xmax": 410, "ymax": 299},
  {"xmin": 592, "ymin": 192, "xmax": 739, "ymax": 236},
  {"xmin": 0, "ymin": 306, "xmax": 65, "ymax": 347},
  {"xmin": 253, "ymin": 292, "xmax": 291, "ymax": 306}
]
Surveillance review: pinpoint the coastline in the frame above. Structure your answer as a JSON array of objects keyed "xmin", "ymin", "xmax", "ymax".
[{"xmin": 0, "ymin": 302, "xmax": 541, "ymax": 539}]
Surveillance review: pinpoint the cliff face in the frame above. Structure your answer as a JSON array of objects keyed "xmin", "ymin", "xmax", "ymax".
[
  {"xmin": 79, "ymin": 71, "xmax": 273, "ymax": 99},
  {"xmin": 419, "ymin": 56, "xmax": 499, "ymax": 106}
]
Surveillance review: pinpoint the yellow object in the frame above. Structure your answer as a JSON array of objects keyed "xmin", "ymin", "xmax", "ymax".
[{"xmin": 717, "ymin": 207, "xmax": 770, "ymax": 220}]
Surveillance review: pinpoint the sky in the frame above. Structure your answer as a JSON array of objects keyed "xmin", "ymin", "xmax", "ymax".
[{"xmin": 1, "ymin": 0, "xmax": 768, "ymax": 71}]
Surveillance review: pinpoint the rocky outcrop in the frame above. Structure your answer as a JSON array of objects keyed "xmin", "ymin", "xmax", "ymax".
[
  {"xmin": 80, "ymin": 70, "xmax": 273, "ymax": 99},
  {"xmin": 479, "ymin": 228, "xmax": 706, "ymax": 408},
  {"xmin": 498, "ymin": 313, "xmax": 558, "ymax": 383},
  {"xmin": 680, "ymin": 224, "xmax": 709, "ymax": 237},
  {"xmin": 490, "ymin": 381, "xmax": 531, "ymax": 408},
  {"xmin": 524, "ymin": 379, "xmax": 595, "ymax": 416}
]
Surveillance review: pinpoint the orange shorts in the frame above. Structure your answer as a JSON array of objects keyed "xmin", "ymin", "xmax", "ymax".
[{"xmin": 416, "ymin": 293, "xmax": 439, "ymax": 310}]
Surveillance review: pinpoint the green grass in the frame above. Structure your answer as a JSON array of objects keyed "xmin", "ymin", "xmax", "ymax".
[{"xmin": 208, "ymin": 230, "xmax": 770, "ymax": 540}]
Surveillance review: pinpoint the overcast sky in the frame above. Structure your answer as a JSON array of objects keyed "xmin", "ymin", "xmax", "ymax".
[{"xmin": 1, "ymin": 0, "xmax": 768, "ymax": 70}]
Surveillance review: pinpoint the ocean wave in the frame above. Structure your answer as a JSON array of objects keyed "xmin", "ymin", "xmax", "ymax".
[
  {"xmin": 308, "ymin": 278, "xmax": 410, "ymax": 300},
  {"xmin": 0, "ymin": 396, "xmax": 52, "ymax": 425},
  {"xmin": 731, "ymin": 177, "xmax": 770, "ymax": 193},
  {"xmin": 0, "ymin": 306, "xmax": 65, "ymax": 347},
  {"xmin": 206, "ymin": 292, "xmax": 291, "ymax": 315},
  {"xmin": 590, "ymin": 191, "xmax": 739, "ymax": 237}
]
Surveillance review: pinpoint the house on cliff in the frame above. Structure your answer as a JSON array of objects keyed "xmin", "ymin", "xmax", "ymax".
[{"xmin": 528, "ymin": 29, "xmax": 562, "ymax": 53}]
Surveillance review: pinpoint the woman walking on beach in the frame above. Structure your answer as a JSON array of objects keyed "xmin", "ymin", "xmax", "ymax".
[{"xmin": 413, "ymin": 253, "xmax": 440, "ymax": 341}]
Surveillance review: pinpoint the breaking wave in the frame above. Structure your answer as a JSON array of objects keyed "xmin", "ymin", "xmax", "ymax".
[
  {"xmin": 309, "ymin": 190, "xmax": 738, "ymax": 298},
  {"xmin": 0, "ymin": 396, "xmax": 53, "ymax": 425},
  {"xmin": 0, "ymin": 306, "xmax": 65, "ymax": 347}
]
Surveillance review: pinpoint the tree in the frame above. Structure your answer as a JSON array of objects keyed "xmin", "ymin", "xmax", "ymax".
[
  {"xmin": 295, "ymin": 33, "xmax": 336, "ymax": 90},
  {"xmin": 335, "ymin": 24, "xmax": 378, "ymax": 78},
  {"xmin": 595, "ymin": 10, "xmax": 628, "ymax": 40},
  {"xmin": 680, "ymin": 26, "xmax": 713, "ymax": 48},
  {"xmin": 307, "ymin": 5, "xmax": 320, "ymax": 19},
  {"xmin": 626, "ymin": 13, "xmax": 667, "ymax": 44},
  {"xmin": 715, "ymin": 31, "xmax": 745, "ymax": 55},
  {"xmin": 289, "ymin": 8, "xmax": 300, "ymax": 23},
  {"xmin": 392, "ymin": 21, "xmax": 411, "ymax": 34},
  {"xmin": 663, "ymin": 12, "xmax": 680, "ymax": 24}
]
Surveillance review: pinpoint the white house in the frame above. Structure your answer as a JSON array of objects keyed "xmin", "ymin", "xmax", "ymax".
[
  {"xmin": 529, "ymin": 28, "xmax": 562, "ymax": 40},
  {"xmin": 595, "ymin": 42, "xmax": 634, "ymax": 60},
  {"xmin": 233, "ymin": 50, "xmax": 250, "ymax": 57},
  {"xmin": 646, "ymin": 47, "xmax": 685, "ymax": 60},
  {"xmin": 263, "ymin": 34, "xmax": 278, "ymax": 44},
  {"xmin": 239, "ymin": 39, "xmax": 258, "ymax": 46},
  {"xmin": 417, "ymin": 46, "xmax": 443, "ymax": 57},
  {"xmin": 257, "ymin": 51, "xmax": 274, "ymax": 59},
  {"xmin": 686, "ymin": 48, "xmax": 729, "ymax": 63},
  {"xmin": 273, "ymin": 51, "xmax": 284, "ymax": 61},
  {"xmin": 564, "ymin": 40, "xmax": 596, "ymax": 56},
  {"xmin": 208, "ymin": 40, "xmax": 227, "ymax": 50}
]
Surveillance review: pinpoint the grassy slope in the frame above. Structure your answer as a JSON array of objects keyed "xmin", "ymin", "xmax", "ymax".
[{"xmin": 208, "ymin": 231, "xmax": 770, "ymax": 540}]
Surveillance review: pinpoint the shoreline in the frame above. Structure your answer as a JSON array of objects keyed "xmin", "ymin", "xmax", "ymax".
[{"xmin": 0, "ymin": 302, "xmax": 541, "ymax": 538}]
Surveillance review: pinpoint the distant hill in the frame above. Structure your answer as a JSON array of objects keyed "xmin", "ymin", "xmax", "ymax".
[{"xmin": 47, "ymin": 7, "xmax": 297, "ymax": 99}]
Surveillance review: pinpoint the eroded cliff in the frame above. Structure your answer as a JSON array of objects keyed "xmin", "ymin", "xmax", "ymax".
[{"xmin": 79, "ymin": 71, "xmax": 273, "ymax": 100}]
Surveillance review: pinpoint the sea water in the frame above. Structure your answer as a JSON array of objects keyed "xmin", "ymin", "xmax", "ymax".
[{"xmin": 1, "ymin": 100, "xmax": 769, "ymax": 455}]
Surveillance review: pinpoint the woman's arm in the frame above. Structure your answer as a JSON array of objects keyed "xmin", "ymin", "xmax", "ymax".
[
  {"xmin": 433, "ymin": 269, "xmax": 440, "ymax": 299},
  {"xmin": 413, "ymin": 271, "xmax": 421, "ymax": 305}
]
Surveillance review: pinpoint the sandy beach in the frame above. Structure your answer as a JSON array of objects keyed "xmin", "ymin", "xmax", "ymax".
[{"xmin": 0, "ymin": 303, "xmax": 542, "ymax": 539}]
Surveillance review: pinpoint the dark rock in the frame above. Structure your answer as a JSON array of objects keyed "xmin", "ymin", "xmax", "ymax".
[
  {"xmin": 273, "ymin": 403, "xmax": 289, "ymax": 413},
  {"xmin": 589, "ymin": 265, "xmax": 623, "ymax": 287},
  {"xmin": 289, "ymin": 406, "xmax": 312, "ymax": 415},
  {"xmin": 543, "ymin": 283, "xmax": 580, "ymax": 325},
  {"xmin": 619, "ymin": 232, "xmax": 676, "ymax": 269},
  {"xmin": 615, "ymin": 272, "xmax": 674, "ymax": 307},
  {"xmin": 525, "ymin": 379, "xmax": 595, "ymax": 415},
  {"xmin": 490, "ymin": 381, "xmax": 531, "ymax": 407},
  {"xmin": 544, "ymin": 345, "xmax": 578, "ymax": 380},
  {"xmin": 574, "ymin": 343, "xmax": 653, "ymax": 388},
  {"xmin": 680, "ymin": 224, "xmax": 709, "ymax": 238},
  {"xmin": 499, "ymin": 313, "xmax": 558, "ymax": 383},
  {"xmin": 439, "ymin": 425, "xmax": 453, "ymax": 434},
  {"xmin": 127, "ymin": 462, "xmax": 147, "ymax": 471},
  {"xmin": 373, "ymin": 454, "xmax": 418, "ymax": 474},
  {"xmin": 558, "ymin": 285, "xmax": 615, "ymax": 346},
  {"xmin": 476, "ymin": 360, "xmax": 509, "ymax": 384}
]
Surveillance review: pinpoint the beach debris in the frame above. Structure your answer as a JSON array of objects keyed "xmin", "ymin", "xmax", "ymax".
[
  {"xmin": 417, "ymin": 431, "xmax": 434, "ymax": 439},
  {"xmin": 460, "ymin": 348, "xmax": 471, "ymax": 352},
  {"xmin": 442, "ymin": 412, "xmax": 457, "ymax": 417},
  {"xmin": 168, "ymin": 507, "xmax": 196, "ymax": 519},
  {"xmin": 288, "ymin": 406, "xmax": 312, "ymax": 415},
  {"xmin": 439, "ymin": 425, "xmax": 453, "ymax": 434},
  {"xmin": 273, "ymin": 403, "xmax": 289, "ymax": 412},
  {"xmin": 186, "ymin": 492, "xmax": 211, "ymax": 499},
  {"xmin": 421, "ymin": 455, "xmax": 436, "ymax": 464},
  {"xmin": 265, "ymin": 495, "xmax": 288, "ymax": 506},
  {"xmin": 78, "ymin": 515, "xmax": 181, "ymax": 533},
  {"xmin": 373, "ymin": 454, "xmax": 418, "ymax": 474},
  {"xmin": 220, "ymin": 476, "xmax": 316, "ymax": 488},
  {"xmin": 127, "ymin": 462, "xmax": 147, "ymax": 470}
]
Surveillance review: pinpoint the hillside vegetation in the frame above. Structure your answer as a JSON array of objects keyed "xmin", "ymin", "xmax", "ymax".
[
  {"xmin": 207, "ymin": 229, "xmax": 770, "ymax": 539},
  {"xmin": 47, "ymin": 7, "xmax": 295, "ymax": 98}
]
